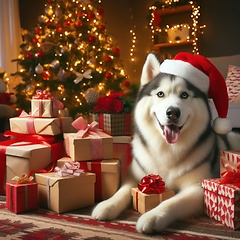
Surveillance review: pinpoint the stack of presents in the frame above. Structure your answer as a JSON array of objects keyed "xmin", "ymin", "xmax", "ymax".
[{"xmin": 1, "ymin": 90, "xmax": 240, "ymax": 231}]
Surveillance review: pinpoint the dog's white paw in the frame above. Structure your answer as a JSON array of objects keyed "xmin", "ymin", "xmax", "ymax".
[
  {"xmin": 136, "ymin": 211, "xmax": 169, "ymax": 234},
  {"xmin": 92, "ymin": 200, "xmax": 120, "ymax": 221}
]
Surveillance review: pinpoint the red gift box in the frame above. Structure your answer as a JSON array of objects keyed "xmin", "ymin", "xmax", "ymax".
[
  {"xmin": 6, "ymin": 182, "xmax": 38, "ymax": 213},
  {"xmin": 202, "ymin": 178, "xmax": 240, "ymax": 230},
  {"xmin": 220, "ymin": 150, "xmax": 240, "ymax": 175},
  {"xmin": 113, "ymin": 136, "xmax": 132, "ymax": 178},
  {"xmin": 98, "ymin": 113, "xmax": 132, "ymax": 136}
]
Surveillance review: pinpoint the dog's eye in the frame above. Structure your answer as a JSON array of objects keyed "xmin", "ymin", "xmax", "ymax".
[
  {"xmin": 181, "ymin": 92, "xmax": 188, "ymax": 99},
  {"xmin": 157, "ymin": 91, "xmax": 164, "ymax": 98}
]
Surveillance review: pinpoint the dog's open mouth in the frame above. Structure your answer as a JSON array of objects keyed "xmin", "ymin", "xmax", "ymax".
[{"xmin": 160, "ymin": 124, "xmax": 183, "ymax": 144}]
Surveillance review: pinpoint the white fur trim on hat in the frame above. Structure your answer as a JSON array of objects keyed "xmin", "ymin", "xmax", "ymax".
[
  {"xmin": 160, "ymin": 59, "xmax": 209, "ymax": 93},
  {"xmin": 212, "ymin": 117, "xmax": 232, "ymax": 134}
]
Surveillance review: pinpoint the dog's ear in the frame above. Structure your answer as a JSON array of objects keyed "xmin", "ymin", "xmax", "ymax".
[{"xmin": 140, "ymin": 53, "xmax": 160, "ymax": 86}]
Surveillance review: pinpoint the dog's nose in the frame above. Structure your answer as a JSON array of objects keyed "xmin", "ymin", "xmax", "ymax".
[{"xmin": 166, "ymin": 107, "xmax": 181, "ymax": 120}]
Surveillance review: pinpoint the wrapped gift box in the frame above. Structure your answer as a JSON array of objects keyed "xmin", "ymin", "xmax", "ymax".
[
  {"xmin": 10, "ymin": 117, "xmax": 76, "ymax": 136},
  {"xmin": 202, "ymin": 179, "xmax": 240, "ymax": 230},
  {"xmin": 0, "ymin": 139, "xmax": 64, "ymax": 194},
  {"xmin": 35, "ymin": 172, "xmax": 96, "ymax": 213},
  {"xmin": 113, "ymin": 136, "xmax": 132, "ymax": 178},
  {"xmin": 31, "ymin": 99, "xmax": 58, "ymax": 117},
  {"xmin": 64, "ymin": 132, "xmax": 113, "ymax": 162},
  {"xmin": 57, "ymin": 157, "xmax": 120, "ymax": 202},
  {"xmin": 131, "ymin": 188, "xmax": 175, "ymax": 214},
  {"xmin": 98, "ymin": 113, "xmax": 132, "ymax": 136},
  {"xmin": 6, "ymin": 182, "xmax": 38, "ymax": 213},
  {"xmin": 220, "ymin": 150, "xmax": 240, "ymax": 174}
]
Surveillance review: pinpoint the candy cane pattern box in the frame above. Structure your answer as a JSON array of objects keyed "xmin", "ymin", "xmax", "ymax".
[
  {"xmin": 220, "ymin": 150, "xmax": 240, "ymax": 174},
  {"xmin": 202, "ymin": 179, "xmax": 240, "ymax": 230}
]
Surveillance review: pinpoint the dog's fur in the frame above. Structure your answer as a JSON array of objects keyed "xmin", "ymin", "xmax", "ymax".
[{"xmin": 92, "ymin": 53, "xmax": 240, "ymax": 234}]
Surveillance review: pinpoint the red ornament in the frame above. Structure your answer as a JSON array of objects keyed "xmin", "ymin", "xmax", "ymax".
[
  {"xmin": 64, "ymin": 20, "xmax": 71, "ymax": 27},
  {"xmin": 98, "ymin": 24, "xmax": 106, "ymax": 31},
  {"xmin": 123, "ymin": 80, "xmax": 130, "ymax": 88},
  {"xmin": 42, "ymin": 71, "xmax": 50, "ymax": 80},
  {"xmin": 88, "ymin": 12, "xmax": 95, "ymax": 21},
  {"xmin": 113, "ymin": 47, "xmax": 120, "ymax": 55},
  {"xmin": 77, "ymin": 12, "xmax": 85, "ymax": 18},
  {"xmin": 105, "ymin": 56, "xmax": 113, "ymax": 63},
  {"xmin": 88, "ymin": 35, "xmax": 96, "ymax": 44},
  {"xmin": 75, "ymin": 19, "xmax": 83, "ymax": 28},
  {"xmin": 97, "ymin": 8, "xmax": 104, "ymax": 17},
  {"xmin": 33, "ymin": 37, "xmax": 39, "ymax": 44},
  {"xmin": 56, "ymin": 24, "xmax": 63, "ymax": 33},
  {"xmin": 37, "ymin": 51, "xmax": 44, "ymax": 58},
  {"xmin": 35, "ymin": 27, "xmax": 43, "ymax": 35},
  {"xmin": 105, "ymin": 72, "xmax": 113, "ymax": 80},
  {"xmin": 25, "ymin": 52, "xmax": 33, "ymax": 59}
]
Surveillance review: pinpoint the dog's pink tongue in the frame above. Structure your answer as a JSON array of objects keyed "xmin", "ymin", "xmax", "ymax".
[{"xmin": 164, "ymin": 125, "xmax": 180, "ymax": 144}]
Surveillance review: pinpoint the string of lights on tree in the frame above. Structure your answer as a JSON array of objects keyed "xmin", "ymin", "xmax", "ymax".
[
  {"xmin": 12, "ymin": 0, "xmax": 131, "ymax": 118},
  {"xmin": 149, "ymin": 0, "xmax": 206, "ymax": 55}
]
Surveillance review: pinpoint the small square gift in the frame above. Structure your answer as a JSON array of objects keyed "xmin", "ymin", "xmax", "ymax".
[
  {"xmin": 6, "ymin": 174, "xmax": 38, "ymax": 214},
  {"xmin": 131, "ymin": 174, "xmax": 175, "ymax": 214},
  {"xmin": 93, "ymin": 93, "xmax": 134, "ymax": 136},
  {"xmin": 220, "ymin": 150, "xmax": 240, "ymax": 175},
  {"xmin": 35, "ymin": 163, "xmax": 96, "ymax": 213},
  {"xmin": 64, "ymin": 117, "xmax": 113, "ymax": 161},
  {"xmin": 202, "ymin": 175, "xmax": 240, "ymax": 230},
  {"xmin": 57, "ymin": 157, "xmax": 120, "ymax": 202},
  {"xmin": 31, "ymin": 90, "xmax": 64, "ymax": 118}
]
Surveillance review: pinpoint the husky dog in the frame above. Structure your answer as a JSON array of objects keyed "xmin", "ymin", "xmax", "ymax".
[{"xmin": 92, "ymin": 53, "xmax": 240, "ymax": 234}]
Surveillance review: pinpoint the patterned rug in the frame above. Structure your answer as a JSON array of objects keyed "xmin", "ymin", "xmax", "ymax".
[{"xmin": 0, "ymin": 197, "xmax": 239, "ymax": 240}]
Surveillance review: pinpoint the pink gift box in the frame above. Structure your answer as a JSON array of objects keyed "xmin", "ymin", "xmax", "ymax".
[
  {"xmin": 113, "ymin": 136, "xmax": 132, "ymax": 178},
  {"xmin": 202, "ymin": 178, "xmax": 240, "ymax": 230},
  {"xmin": 220, "ymin": 150, "xmax": 240, "ymax": 174}
]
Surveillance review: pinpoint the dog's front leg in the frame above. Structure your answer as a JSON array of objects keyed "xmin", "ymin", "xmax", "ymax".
[
  {"xmin": 136, "ymin": 184, "xmax": 204, "ymax": 234},
  {"xmin": 92, "ymin": 175, "xmax": 137, "ymax": 220}
]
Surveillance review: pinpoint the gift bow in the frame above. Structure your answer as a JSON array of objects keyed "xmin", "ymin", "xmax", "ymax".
[
  {"xmin": 54, "ymin": 161, "xmax": 85, "ymax": 177},
  {"xmin": 138, "ymin": 174, "xmax": 166, "ymax": 194},
  {"xmin": 74, "ymin": 69, "xmax": 92, "ymax": 84},
  {"xmin": 12, "ymin": 173, "xmax": 34, "ymax": 184},
  {"xmin": 32, "ymin": 90, "xmax": 64, "ymax": 110},
  {"xmin": 71, "ymin": 116, "xmax": 102, "ymax": 138}
]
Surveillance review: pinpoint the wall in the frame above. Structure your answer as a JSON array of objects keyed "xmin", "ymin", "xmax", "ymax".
[{"xmin": 19, "ymin": 0, "xmax": 240, "ymax": 83}]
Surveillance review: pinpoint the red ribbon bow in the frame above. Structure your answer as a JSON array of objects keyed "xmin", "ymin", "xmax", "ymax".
[
  {"xmin": 138, "ymin": 174, "xmax": 166, "ymax": 194},
  {"xmin": 71, "ymin": 117, "xmax": 102, "ymax": 138}
]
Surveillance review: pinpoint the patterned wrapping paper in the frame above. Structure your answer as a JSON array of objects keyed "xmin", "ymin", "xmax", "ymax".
[
  {"xmin": 220, "ymin": 150, "xmax": 240, "ymax": 174},
  {"xmin": 202, "ymin": 179, "xmax": 240, "ymax": 230},
  {"xmin": 6, "ymin": 182, "xmax": 38, "ymax": 214},
  {"xmin": 98, "ymin": 113, "xmax": 132, "ymax": 136},
  {"xmin": 35, "ymin": 172, "xmax": 96, "ymax": 213}
]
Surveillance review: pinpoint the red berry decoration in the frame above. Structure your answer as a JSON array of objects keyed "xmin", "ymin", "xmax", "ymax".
[
  {"xmin": 33, "ymin": 37, "xmax": 39, "ymax": 44},
  {"xmin": 42, "ymin": 70, "xmax": 50, "ymax": 80},
  {"xmin": 123, "ymin": 80, "xmax": 131, "ymax": 88},
  {"xmin": 105, "ymin": 72, "xmax": 113, "ymax": 80},
  {"xmin": 35, "ymin": 27, "xmax": 43, "ymax": 35},
  {"xmin": 88, "ymin": 35, "xmax": 96, "ymax": 44},
  {"xmin": 64, "ymin": 20, "xmax": 71, "ymax": 26},
  {"xmin": 37, "ymin": 51, "xmax": 44, "ymax": 58},
  {"xmin": 113, "ymin": 47, "xmax": 120, "ymax": 55},
  {"xmin": 99, "ymin": 24, "xmax": 106, "ymax": 31},
  {"xmin": 56, "ymin": 24, "xmax": 63, "ymax": 33},
  {"xmin": 75, "ymin": 19, "xmax": 83, "ymax": 28},
  {"xmin": 97, "ymin": 8, "xmax": 104, "ymax": 17},
  {"xmin": 105, "ymin": 56, "xmax": 113, "ymax": 63},
  {"xmin": 88, "ymin": 12, "xmax": 95, "ymax": 21},
  {"xmin": 25, "ymin": 52, "xmax": 33, "ymax": 59}
]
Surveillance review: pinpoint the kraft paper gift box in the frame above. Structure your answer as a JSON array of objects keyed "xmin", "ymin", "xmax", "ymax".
[
  {"xmin": 35, "ymin": 172, "xmax": 96, "ymax": 213},
  {"xmin": 113, "ymin": 136, "xmax": 132, "ymax": 178},
  {"xmin": 98, "ymin": 113, "xmax": 132, "ymax": 136},
  {"xmin": 131, "ymin": 188, "xmax": 175, "ymax": 214},
  {"xmin": 57, "ymin": 157, "xmax": 120, "ymax": 202},
  {"xmin": 220, "ymin": 150, "xmax": 240, "ymax": 175},
  {"xmin": 6, "ymin": 181, "xmax": 38, "ymax": 213},
  {"xmin": 64, "ymin": 132, "xmax": 113, "ymax": 162},
  {"xmin": 202, "ymin": 178, "xmax": 240, "ymax": 230},
  {"xmin": 9, "ymin": 116, "xmax": 76, "ymax": 136}
]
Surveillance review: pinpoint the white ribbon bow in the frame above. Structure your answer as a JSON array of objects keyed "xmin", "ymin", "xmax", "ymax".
[{"xmin": 74, "ymin": 69, "xmax": 92, "ymax": 84}]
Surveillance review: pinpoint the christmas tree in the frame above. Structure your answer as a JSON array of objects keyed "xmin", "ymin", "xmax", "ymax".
[{"xmin": 12, "ymin": 0, "xmax": 130, "ymax": 118}]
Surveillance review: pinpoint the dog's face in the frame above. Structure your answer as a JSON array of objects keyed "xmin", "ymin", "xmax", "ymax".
[{"xmin": 135, "ymin": 53, "xmax": 210, "ymax": 144}]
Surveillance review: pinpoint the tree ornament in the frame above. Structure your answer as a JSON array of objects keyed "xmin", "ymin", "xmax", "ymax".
[
  {"xmin": 61, "ymin": 46, "xmax": 68, "ymax": 54},
  {"xmin": 37, "ymin": 51, "xmax": 44, "ymax": 58},
  {"xmin": 35, "ymin": 27, "xmax": 43, "ymax": 35},
  {"xmin": 88, "ymin": 12, "xmax": 95, "ymax": 21},
  {"xmin": 123, "ymin": 80, "xmax": 131, "ymax": 88},
  {"xmin": 24, "ymin": 44, "xmax": 32, "ymax": 52},
  {"xmin": 98, "ymin": 24, "xmax": 106, "ymax": 31},
  {"xmin": 32, "ymin": 37, "xmax": 39, "ymax": 44},
  {"xmin": 35, "ymin": 64, "xmax": 44, "ymax": 74},
  {"xmin": 51, "ymin": 60, "xmax": 60, "ymax": 69},
  {"xmin": 105, "ymin": 56, "xmax": 113, "ymax": 63},
  {"xmin": 75, "ymin": 19, "xmax": 83, "ymax": 28},
  {"xmin": 56, "ymin": 24, "xmax": 63, "ymax": 33},
  {"xmin": 42, "ymin": 70, "xmax": 50, "ymax": 80},
  {"xmin": 58, "ymin": 68, "xmax": 67, "ymax": 82},
  {"xmin": 74, "ymin": 69, "xmax": 92, "ymax": 84},
  {"xmin": 25, "ymin": 52, "xmax": 33, "ymax": 59},
  {"xmin": 85, "ymin": 88, "xmax": 99, "ymax": 104},
  {"xmin": 55, "ymin": 7, "xmax": 62, "ymax": 17},
  {"xmin": 45, "ymin": 5, "xmax": 54, "ymax": 16},
  {"xmin": 88, "ymin": 35, "xmax": 96, "ymax": 44},
  {"xmin": 97, "ymin": 8, "xmax": 104, "ymax": 18},
  {"xmin": 113, "ymin": 47, "xmax": 120, "ymax": 56},
  {"xmin": 105, "ymin": 72, "xmax": 113, "ymax": 80}
]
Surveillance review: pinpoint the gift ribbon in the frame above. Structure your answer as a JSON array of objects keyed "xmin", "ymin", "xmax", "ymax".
[
  {"xmin": 12, "ymin": 173, "xmax": 34, "ymax": 184},
  {"xmin": 138, "ymin": 174, "xmax": 166, "ymax": 194},
  {"xmin": 54, "ymin": 161, "xmax": 84, "ymax": 177}
]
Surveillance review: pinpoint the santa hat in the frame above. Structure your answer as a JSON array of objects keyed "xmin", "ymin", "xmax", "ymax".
[{"xmin": 159, "ymin": 52, "xmax": 232, "ymax": 134}]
